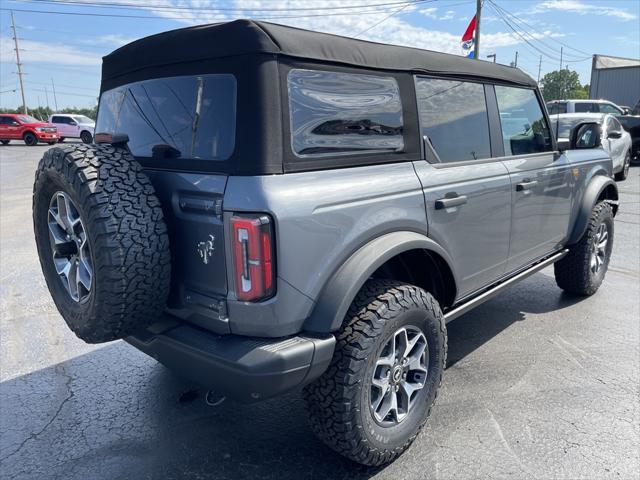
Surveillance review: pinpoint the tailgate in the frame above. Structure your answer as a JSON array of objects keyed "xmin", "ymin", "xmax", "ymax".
[{"xmin": 145, "ymin": 169, "xmax": 230, "ymax": 334}]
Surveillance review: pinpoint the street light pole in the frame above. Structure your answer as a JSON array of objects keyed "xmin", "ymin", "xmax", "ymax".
[{"xmin": 10, "ymin": 11, "xmax": 27, "ymax": 114}]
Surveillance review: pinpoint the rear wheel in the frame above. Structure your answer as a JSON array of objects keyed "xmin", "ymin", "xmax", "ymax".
[
  {"xmin": 615, "ymin": 151, "xmax": 631, "ymax": 181},
  {"xmin": 33, "ymin": 144, "xmax": 171, "ymax": 343},
  {"xmin": 47, "ymin": 141, "xmax": 56, "ymax": 145},
  {"xmin": 303, "ymin": 280, "xmax": 446, "ymax": 466},
  {"xmin": 80, "ymin": 131, "xmax": 93, "ymax": 144},
  {"xmin": 58, "ymin": 137, "xmax": 65, "ymax": 143},
  {"xmin": 554, "ymin": 201, "xmax": 613, "ymax": 296},
  {"xmin": 23, "ymin": 132, "xmax": 38, "ymax": 146}
]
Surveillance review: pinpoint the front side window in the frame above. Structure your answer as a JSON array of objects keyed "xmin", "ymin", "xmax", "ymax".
[
  {"xmin": 495, "ymin": 86, "xmax": 553, "ymax": 156},
  {"xmin": 415, "ymin": 77, "xmax": 491, "ymax": 163},
  {"xmin": 96, "ymin": 74, "xmax": 236, "ymax": 161},
  {"xmin": 288, "ymin": 69, "xmax": 404, "ymax": 157},
  {"xmin": 599, "ymin": 103, "xmax": 622, "ymax": 115}
]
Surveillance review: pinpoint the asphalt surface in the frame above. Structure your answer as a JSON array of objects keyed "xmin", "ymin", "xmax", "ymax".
[{"xmin": 1, "ymin": 143, "xmax": 639, "ymax": 480}]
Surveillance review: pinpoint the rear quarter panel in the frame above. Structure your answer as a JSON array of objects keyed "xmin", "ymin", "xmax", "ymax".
[{"xmin": 223, "ymin": 162, "xmax": 427, "ymax": 335}]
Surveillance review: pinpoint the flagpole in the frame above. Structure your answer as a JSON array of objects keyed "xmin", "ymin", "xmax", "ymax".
[{"xmin": 474, "ymin": 0, "xmax": 481, "ymax": 59}]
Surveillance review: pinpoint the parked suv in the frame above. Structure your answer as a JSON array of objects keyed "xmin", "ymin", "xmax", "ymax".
[
  {"xmin": 48, "ymin": 114, "xmax": 95, "ymax": 143},
  {"xmin": 0, "ymin": 113, "xmax": 59, "ymax": 145},
  {"xmin": 32, "ymin": 21, "xmax": 619, "ymax": 466},
  {"xmin": 546, "ymin": 99, "xmax": 628, "ymax": 115}
]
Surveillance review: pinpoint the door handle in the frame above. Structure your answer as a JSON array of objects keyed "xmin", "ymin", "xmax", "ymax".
[
  {"xmin": 435, "ymin": 195, "xmax": 468, "ymax": 210},
  {"xmin": 516, "ymin": 180, "xmax": 538, "ymax": 191}
]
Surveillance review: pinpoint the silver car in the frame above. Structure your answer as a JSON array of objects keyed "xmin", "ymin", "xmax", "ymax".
[{"xmin": 551, "ymin": 112, "xmax": 632, "ymax": 181}]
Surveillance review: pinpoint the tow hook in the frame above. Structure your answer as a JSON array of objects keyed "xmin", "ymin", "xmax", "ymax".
[{"xmin": 205, "ymin": 390, "xmax": 226, "ymax": 407}]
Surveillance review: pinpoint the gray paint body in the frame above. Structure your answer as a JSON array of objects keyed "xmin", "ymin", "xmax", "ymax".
[{"xmin": 214, "ymin": 147, "xmax": 613, "ymax": 337}]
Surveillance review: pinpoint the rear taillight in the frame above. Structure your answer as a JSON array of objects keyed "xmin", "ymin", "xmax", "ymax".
[{"xmin": 231, "ymin": 214, "xmax": 275, "ymax": 302}]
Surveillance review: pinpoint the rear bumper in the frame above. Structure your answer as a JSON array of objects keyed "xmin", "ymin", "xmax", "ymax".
[{"xmin": 126, "ymin": 321, "xmax": 335, "ymax": 403}]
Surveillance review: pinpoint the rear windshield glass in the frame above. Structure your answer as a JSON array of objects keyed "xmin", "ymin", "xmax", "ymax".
[
  {"xmin": 96, "ymin": 74, "xmax": 236, "ymax": 161},
  {"xmin": 288, "ymin": 69, "xmax": 404, "ymax": 157}
]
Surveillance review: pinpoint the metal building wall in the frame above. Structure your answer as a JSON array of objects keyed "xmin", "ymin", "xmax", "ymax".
[{"xmin": 590, "ymin": 65, "xmax": 640, "ymax": 107}]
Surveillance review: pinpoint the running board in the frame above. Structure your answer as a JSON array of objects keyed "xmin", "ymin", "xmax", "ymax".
[{"xmin": 443, "ymin": 249, "xmax": 569, "ymax": 323}]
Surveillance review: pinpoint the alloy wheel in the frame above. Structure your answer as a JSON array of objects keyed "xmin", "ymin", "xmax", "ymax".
[
  {"xmin": 370, "ymin": 325, "xmax": 428, "ymax": 426},
  {"xmin": 47, "ymin": 191, "xmax": 93, "ymax": 303},
  {"xmin": 590, "ymin": 222, "xmax": 608, "ymax": 275}
]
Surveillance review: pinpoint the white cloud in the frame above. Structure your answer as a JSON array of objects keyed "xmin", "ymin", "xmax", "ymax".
[
  {"xmin": 440, "ymin": 10, "xmax": 455, "ymax": 21},
  {"xmin": 534, "ymin": 0, "xmax": 637, "ymax": 21},
  {"xmin": 419, "ymin": 7, "xmax": 438, "ymax": 19},
  {"xmin": 0, "ymin": 37, "xmax": 101, "ymax": 66}
]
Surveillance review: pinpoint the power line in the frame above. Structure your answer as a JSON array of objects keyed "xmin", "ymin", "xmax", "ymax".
[
  {"xmin": 353, "ymin": 2, "xmax": 415, "ymax": 38},
  {"xmin": 487, "ymin": 0, "xmax": 591, "ymax": 57},
  {"xmin": 487, "ymin": 0, "xmax": 591, "ymax": 62},
  {"xmin": 18, "ymin": 0, "xmax": 429, "ymax": 13},
  {"xmin": 1, "ymin": 1, "xmax": 438, "ymax": 21}
]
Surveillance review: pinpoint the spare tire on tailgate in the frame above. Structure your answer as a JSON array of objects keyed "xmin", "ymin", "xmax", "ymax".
[{"xmin": 32, "ymin": 144, "xmax": 171, "ymax": 343}]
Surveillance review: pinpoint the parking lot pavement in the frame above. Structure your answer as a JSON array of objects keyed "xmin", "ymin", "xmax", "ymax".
[{"xmin": 0, "ymin": 144, "xmax": 638, "ymax": 480}]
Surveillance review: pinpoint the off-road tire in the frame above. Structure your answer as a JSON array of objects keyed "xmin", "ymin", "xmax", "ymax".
[
  {"xmin": 303, "ymin": 280, "xmax": 446, "ymax": 466},
  {"xmin": 23, "ymin": 132, "xmax": 37, "ymax": 146},
  {"xmin": 615, "ymin": 151, "xmax": 631, "ymax": 181},
  {"xmin": 554, "ymin": 201, "xmax": 613, "ymax": 296},
  {"xmin": 33, "ymin": 144, "xmax": 171, "ymax": 343}
]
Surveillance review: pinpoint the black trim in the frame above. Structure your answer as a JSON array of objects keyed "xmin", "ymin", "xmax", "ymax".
[
  {"xmin": 127, "ymin": 323, "xmax": 336, "ymax": 403},
  {"xmin": 484, "ymin": 84, "xmax": 506, "ymax": 158}
]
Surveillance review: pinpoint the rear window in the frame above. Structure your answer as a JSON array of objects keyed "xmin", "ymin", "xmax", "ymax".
[
  {"xmin": 575, "ymin": 102, "xmax": 597, "ymax": 113},
  {"xmin": 96, "ymin": 74, "xmax": 236, "ymax": 161},
  {"xmin": 288, "ymin": 69, "xmax": 404, "ymax": 157},
  {"xmin": 547, "ymin": 102, "xmax": 567, "ymax": 115}
]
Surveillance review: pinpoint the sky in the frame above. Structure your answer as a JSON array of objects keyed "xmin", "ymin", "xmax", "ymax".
[{"xmin": 0, "ymin": 0, "xmax": 639, "ymax": 110}]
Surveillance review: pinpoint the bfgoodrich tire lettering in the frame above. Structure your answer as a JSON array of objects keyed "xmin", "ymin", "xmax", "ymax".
[
  {"xmin": 33, "ymin": 144, "xmax": 171, "ymax": 343},
  {"xmin": 554, "ymin": 201, "xmax": 613, "ymax": 296},
  {"xmin": 303, "ymin": 280, "xmax": 446, "ymax": 466}
]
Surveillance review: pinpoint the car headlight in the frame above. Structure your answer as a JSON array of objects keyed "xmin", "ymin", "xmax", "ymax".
[{"xmin": 36, "ymin": 127, "xmax": 45, "ymax": 132}]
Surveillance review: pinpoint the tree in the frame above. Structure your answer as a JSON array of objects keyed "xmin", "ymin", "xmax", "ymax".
[{"xmin": 540, "ymin": 69, "xmax": 589, "ymax": 101}]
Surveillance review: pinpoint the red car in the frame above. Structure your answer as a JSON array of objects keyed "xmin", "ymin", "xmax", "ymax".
[{"xmin": 0, "ymin": 113, "xmax": 59, "ymax": 146}]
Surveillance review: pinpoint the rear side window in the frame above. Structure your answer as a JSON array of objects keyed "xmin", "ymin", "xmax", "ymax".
[
  {"xmin": 51, "ymin": 116, "xmax": 64, "ymax": 123},
  {"xmin": 415, "ymin": 77, "xmax": 491, "ymax": 163},
  {"xmin": 575, "ymin": 102, "xmax": 597, "ymax": 113},
  {"xmin": 495, "ymin": 86, "xmax": 553, "ymax": 156},
  {"xmin": 96, "ymin": 74, "xmax": 236, "ymax": 161},
  {"xmin": 288, "ymin": 69, "xmax": 404, "ymax": 157}
]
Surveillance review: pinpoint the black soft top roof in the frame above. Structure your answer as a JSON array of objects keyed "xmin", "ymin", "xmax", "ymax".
[{"xmin": 102, "ymin": 19, "xmax": 536, "ymax": 88}]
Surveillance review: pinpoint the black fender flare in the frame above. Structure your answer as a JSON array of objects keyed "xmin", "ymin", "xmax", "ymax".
[
  {"xmin": 303, "ymin": 231, "xmax": 457, "ymax": 333},
  {"xmin": 567, "ymin": 175, "xmax": 618, "ymax": 245}
]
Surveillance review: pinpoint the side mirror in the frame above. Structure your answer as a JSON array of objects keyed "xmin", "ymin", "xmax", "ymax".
[
  {"xmin": 570, "ymin": 122, "xmax": 602, "ymax": 149},
  {"xmin": 622, "ymin": 108, "xmax": 630, "ymax": 115},
  {"xmin": 608, "ymin": 130, "xmax": 622, "ymax": 139}
]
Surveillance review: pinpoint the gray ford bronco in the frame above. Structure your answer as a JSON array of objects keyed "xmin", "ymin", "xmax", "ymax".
[{"xmin": 33, "ymin": 20, "xmax": 619, "ymax": 466}]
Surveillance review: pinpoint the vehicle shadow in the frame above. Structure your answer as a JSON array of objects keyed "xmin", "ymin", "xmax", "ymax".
[{"xmin": 0, "ymin": 272, "xmax": 585, "ymax": 480}]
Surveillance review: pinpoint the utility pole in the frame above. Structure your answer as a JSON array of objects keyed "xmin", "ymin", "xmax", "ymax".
[
  {"xmin": 51, "ymin": 78, "xmax": 58, "ymax": 112},
  {"xmin": 474, "ymin": 0, "xmax": 482, "ymax": 59},
  {"xmin": 44, "ymin": 85, "xmax": 50, "ymax": 110},
  {"xmin": 537, "ymin": 55, "xmax": 542, "ymax": 83},
  {"xmin": 559, "ymin": 46, "xmax": 564, "ymax": 99},
  {"xmin": 486, "ymin": 54, "xmax": 496, "ymax": 63},
  {"xmin": 10, "ymin": 11, "xmax": 27, "ymax": 114}
]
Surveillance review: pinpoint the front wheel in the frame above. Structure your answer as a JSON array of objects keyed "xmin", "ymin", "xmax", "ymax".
[
  {"xmin": 303, "ymin": 280, "xmax": 446, "ymax": 466},
  {"xmin": 615, "ymin": 151, "xmax": 631, "ymax": 181},
  {"xmin": 80, "ymin": 131, "xmax": 93, "ymax": 144},
  {"xmin": 1, "ymin": 140, "xmax": 9, "ymax": 145},
  {"xmin": 23, "ymin": 132, "xmax": 38, "ymax": 146},
  {"xmin": 554, "ymin": 201, "xmax": 614, "ymax": 296}
]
